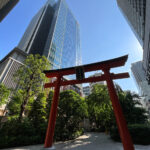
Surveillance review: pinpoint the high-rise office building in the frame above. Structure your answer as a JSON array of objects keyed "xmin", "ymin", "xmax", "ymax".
[
  {"xmin": 142, "ymin": 0, "xmax": 150, "ymax": 79},
  {"xmin": 117, "ymin": 0, "xmax": 146, "ymax": 46},
  {"xmin": 117, "ymin": 0, "xmax": 150, "ymax": 81},
  {"xmin": 0, "ymin": 0, "xmax": 81, "ymax": 88},
  {"xmin": 18, "ymin": 0, "xmax": 81, "ymax": 69},
  {"xmin": 131, "ymin": 61, "xmax": 150, "ymax": 113},
  {"xmin": 131, "ymin": 61, "xmax": 149, "ymax": 96},
  {"xmin": 117, "ymin": 0, "xmax": 150, "ymax": 101},
  {"xmin": 0, "ymin": 0, "xmax": 19, "ymax": 22}
]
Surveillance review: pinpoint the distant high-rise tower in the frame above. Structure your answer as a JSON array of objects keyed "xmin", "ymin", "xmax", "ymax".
[
  {"xmin": 0, "ymin": 0, "xmax": 19, "ymax": 22},
  {"xmin": 18, "ymin": 0, "xmax": 81, "ymax": 69}
]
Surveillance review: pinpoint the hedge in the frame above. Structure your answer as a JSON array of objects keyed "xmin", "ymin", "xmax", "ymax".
[{"xmin": 110, "ymin": 124, "xmax": 150, "ymax": 145}]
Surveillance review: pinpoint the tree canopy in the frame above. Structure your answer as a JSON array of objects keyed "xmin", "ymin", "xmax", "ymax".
[
  {"xmin": 13, "ymin": 54, "xmax": 50, "ymax": 121},
  {"xmin": 86, "ymin": 84, "xmax": 113, "ymax": 131},
  {"xmin": 86, "ymin": 84, "xmax": 148, "ymax": 132},
  {"xmin": 118, "ymin": 90, "xmax": 148, "ymax": 124}
]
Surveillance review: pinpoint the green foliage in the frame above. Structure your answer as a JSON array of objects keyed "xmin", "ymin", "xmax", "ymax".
[
  {"xmin": 0, "ymin": 117, "xmax": 42, "ymax": 149},
  {"xmin": 13, "ymin": 54, "xmax": 50, "ymax": 121},
  {"xmin": 86, "ymin": 84, "xmax": 113, "ymax": 131},
  {"xmin": 118, "ymin": 91, "xmax": 148, "ymax": 124},
  {"xmin": 2, "ymin": 78, "xmax": 148, "ymax": 148},
  {"xmin": 45, "ymin": 90, "xmax": 86, "ymax": 140},
  {"xmin": 28, "ymin": 92, "xmax": 47, "ymax": 139},
  {"xmin": 7, "ymin": 90, "xmax": 23, "ymax": 116},
  {"xmin": 110, "ymin": 124, "xmax": 150, "ymax": 145},
  {"xmin": 0, "ymin": 84, "xmax": 10, "ymax": 106},
  {"xmin": 86, "ymin": 84, "xmax": 148, "ymax": 132},
  {"xmin": 0, "ymin": 90, "xmax": 87, "ymax": 148},
  {"xmin": 55, "ymin": 90, "xmax": 88, "ymax": 141},
  {"xmin": 29, "ymin": 92, "xmax": 47, "ymax": 125},
  {"xmin": 14, "ymin": 54, "xmax": 50, "ymax": 93}
]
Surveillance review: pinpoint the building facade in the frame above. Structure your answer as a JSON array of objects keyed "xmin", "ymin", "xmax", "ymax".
[
  {"xmin": 117, "ymin": 0, "xmax": 150, "ymax": 106},
  {"xmin": 0, "ymin": 48, "xmax": 27, "ymax": 116},
  {"xmin": 0, "ymin": 0, "xmax": 19, "ymax": 22},
  {"xmin": 83, "ymin": 73, "xmax": 106, "ymax": 97},
  {"xmin": 131, "ymin": 61, "xmax": 149, "ymax": 96},
  {"xmin": 117, "ymin": 0, "xmax": 146, "ymax": 46},
  {"xmin": 131, "ymin": 61, "xmax": 150, "ymax": 113},
  {"xmin": 83, "ymin": 86, "xmax": 91, "ymax": 97},
  {"xmin": 0, "ymin": 48, "xmax": 27, "ymax": 89},
  {"xmin": 143, "ymin": 0, "xmax": 150, "ymax": 80},
  {"xmin": 117, "ymin": 0, "xmax": 150, "ymax": 80},
  {"xmin": 89, "ymin": 72, "xmax": 106, "ymax": 90},
  {"xmin": 18, "ymin": 0, "xmax": 81, "ymax": 69}
]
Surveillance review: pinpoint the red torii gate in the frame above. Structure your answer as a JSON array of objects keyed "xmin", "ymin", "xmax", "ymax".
[{"xmin": 43, "ymin": 55, "xmax": 134, "ymax": 150}]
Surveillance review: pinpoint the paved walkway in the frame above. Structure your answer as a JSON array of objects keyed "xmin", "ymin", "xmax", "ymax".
[{"xmin": 2, "ymin": 132, "xmax": 150, "ymax": 150}]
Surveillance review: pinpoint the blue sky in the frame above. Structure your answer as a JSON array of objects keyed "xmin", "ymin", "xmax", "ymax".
[{"xmin": 0, "ymin": 0, "xmax": 143, "ymax": 93}]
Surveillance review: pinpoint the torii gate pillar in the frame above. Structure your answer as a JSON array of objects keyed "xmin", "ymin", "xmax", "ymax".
[
  {"xmin": 44, "ymin": 75, "xmax": 62, "ymax": 148},
  {"xmin": 104, "ymin": 69, "xmax": 134, "ymax": 150}
]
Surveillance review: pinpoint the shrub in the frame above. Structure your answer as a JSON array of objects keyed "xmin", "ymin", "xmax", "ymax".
[
  {"xmin": 0, "ymin": 117, "xmax": 43, "ymax": 149},
  {"xmin": 110, "ymin": 124, "xmax": 150, "ymax": 145}
]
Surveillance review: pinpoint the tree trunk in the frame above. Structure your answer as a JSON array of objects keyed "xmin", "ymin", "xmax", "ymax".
[{"xmin": 18, "ymin": 88, "xmax": 30, "ymax": 122}]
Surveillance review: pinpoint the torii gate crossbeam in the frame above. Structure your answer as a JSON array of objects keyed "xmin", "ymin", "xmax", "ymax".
[{"xmin": 43, "ymin": 55, "xmax": 134, "ymax": 150}]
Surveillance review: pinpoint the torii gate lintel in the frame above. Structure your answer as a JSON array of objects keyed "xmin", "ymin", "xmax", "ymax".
[{"xmin": 43, "ymin": 55, "xmax": 135, "ymax": 150}]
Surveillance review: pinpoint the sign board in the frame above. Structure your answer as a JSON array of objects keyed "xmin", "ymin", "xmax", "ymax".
[{"xmin": 75, "ymin": 66, "xmax": 85, "ymax": 80}]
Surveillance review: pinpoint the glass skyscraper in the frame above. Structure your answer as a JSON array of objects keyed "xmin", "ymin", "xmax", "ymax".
[{"xmin": 18, "ymin": 0, "xmax": 81, "ymax": 69}]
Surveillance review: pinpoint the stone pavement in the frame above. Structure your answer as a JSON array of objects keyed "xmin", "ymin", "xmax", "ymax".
[{"xmin": 2, "ymin": 132, "xmax": 150, "ymax": 150}]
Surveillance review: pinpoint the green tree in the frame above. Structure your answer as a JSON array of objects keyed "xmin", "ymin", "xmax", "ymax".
[
  {"xmin": 56, "ymin": 90, "xmax": 88, "ymax": 140},
  {"xmin": 87, "ymin": 84, "xmax": 148, "ymax": 132},
  {"xmin": 0, "ymin": 84, "xmax": 10, "ymax": 106},
  {"xmin": 118, "ymin": 90, "xmax": 148, "ymax": 124},
  {"xmin": 86, "ymin": 84, "xmax": 113, "ymax": 131},
  {"xmin": 14, "ymin": 54, "xmax": 50, "ymax": 121}
]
